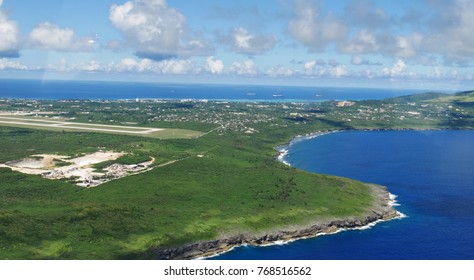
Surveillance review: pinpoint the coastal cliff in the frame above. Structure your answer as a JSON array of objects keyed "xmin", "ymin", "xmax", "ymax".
[{"xmin": 154, "ymin": 184, "xmax": 400, "ymax": 260}]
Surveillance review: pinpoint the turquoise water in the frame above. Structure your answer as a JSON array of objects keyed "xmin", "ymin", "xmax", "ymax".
[{"xmin": 214, "ymin": 130, "xmax": 474, "ymax": 259}]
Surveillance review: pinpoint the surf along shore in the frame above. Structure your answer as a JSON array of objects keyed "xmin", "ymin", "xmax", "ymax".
[{"xmin": 154, "ymin": 131, "xmax": 403, "ymax": 260}]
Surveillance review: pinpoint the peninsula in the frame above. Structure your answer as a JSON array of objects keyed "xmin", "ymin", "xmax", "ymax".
[{"xmin": 0, "ymin": 90, "xmax": 472, "ymax": 259}]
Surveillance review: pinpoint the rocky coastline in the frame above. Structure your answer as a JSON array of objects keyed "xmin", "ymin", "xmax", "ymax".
[
  {"xmin": 154, "ymin": 130, "xmax": 403, "ymax": 260},
  {"xmin": 154, "ymin": 184, "xmax": 401, "ymax": 260}
]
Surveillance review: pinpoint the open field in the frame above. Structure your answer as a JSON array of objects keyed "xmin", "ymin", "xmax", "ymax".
[{"xmin": 0, "ymin": 116, "xmax": 202, "ymax": 139}]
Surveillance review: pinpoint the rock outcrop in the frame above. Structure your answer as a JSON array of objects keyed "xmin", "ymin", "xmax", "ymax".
[{"xmin": 154, "ymin": 185, "xmax": 401, "ymax": 260}]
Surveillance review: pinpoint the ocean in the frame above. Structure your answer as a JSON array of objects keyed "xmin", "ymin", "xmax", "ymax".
[
  {"xmin": 213, "ymin": 130, "xmax": 474, "ymax": 259},
  {"xmin": 0, "ymin": 79, "xmax": 428, "ymax": 101},
  {"xmin": 1, "ymin": 80, "xmax": 471, "ymax": 260}
]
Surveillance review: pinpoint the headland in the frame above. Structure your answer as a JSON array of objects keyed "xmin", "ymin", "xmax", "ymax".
[{"xmin": 155, "ymin": 183, "xmax": 401, "ymax": 260}]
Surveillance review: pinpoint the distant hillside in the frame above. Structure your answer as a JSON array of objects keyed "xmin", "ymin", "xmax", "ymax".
[
  {"xmin": 452, "ymin": 91, "xmax": 474, "ymax": 105},
  {"xmin": 383, "ymin": 89, "xmax": 474, "ymax": 107},
  {"xmin": 455, "ymin": 90, "xmax": 474, "ymax": 96},
  {"xmin": 385, "ymin": 92, "xmax": 449, "ymax": 103}
]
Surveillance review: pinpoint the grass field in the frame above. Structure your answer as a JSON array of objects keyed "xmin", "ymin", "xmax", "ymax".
[{"xmin": 0, "ymin": 116, "xmax": 203, "ymax": 139}]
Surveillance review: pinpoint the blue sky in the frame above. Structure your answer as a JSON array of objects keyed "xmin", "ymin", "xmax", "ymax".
[{"xmin": 1, "ymin": 0, "xmax": 474, "ymax": 89}]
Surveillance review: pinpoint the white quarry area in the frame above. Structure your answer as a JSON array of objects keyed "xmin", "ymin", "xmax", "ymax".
[{"xmin": 0, "ymin": 151, "xmax": 155, "ymax": 187}]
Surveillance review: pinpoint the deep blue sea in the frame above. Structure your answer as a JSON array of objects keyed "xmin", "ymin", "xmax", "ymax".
[
  {"xmin": 0, "ymin": 79, "xmax": 428, "ymax": 101},
  {"xmin": 1, "ymin": 80, "xmax": 471, "ymax": 260},
  {"xmin": 214, "ymin": 130, "xmax": 474, "ymax": 260}
]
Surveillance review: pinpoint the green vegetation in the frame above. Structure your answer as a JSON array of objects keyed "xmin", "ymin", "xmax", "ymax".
[
  {"xmin": 93, "ymin": 154, "xmax": 152, "ymax": 170},
  {"xmin": 0, "ymin": 90, "xmax": 472, "ymax": 259},
  {"xmin": 52, "ymin": 159, "xmax": 71, "ymax": 167},
  {"xmin": 0, "ymin": 116, "xmax": 202, "ymax": 139},
  {"xmin": 0, "ymin": 126, "xmax": 371, "ymax": 259}
]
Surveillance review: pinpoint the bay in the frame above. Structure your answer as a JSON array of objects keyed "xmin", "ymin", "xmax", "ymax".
[{"xmin": 214, "ymin": 130, "xmax": 474, "ymax": 259}]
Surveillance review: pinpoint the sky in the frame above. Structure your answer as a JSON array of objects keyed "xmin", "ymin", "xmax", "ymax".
[{"xmin": 1, "ymin": 0, "xmax": 474, "ymax": 89}]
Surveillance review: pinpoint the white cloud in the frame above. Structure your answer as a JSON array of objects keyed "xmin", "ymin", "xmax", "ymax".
[
  {"xmin": 331, "ymin": 65, "xmax": 348, "ymax": 77},
  {"xmin": 0, "ymin": 58, "xmax": 27, "ymax": 70},
  {"xmin": 0, "ymin": 1, "xmax": 3, "ymax": 7},
  {"xmin": 338, "ymin": 0, "xmax": 474, "ymax": 64},
  {"xmin": 205, "ymin": 56, "xmax": 224, "ymax": 74},
  {"xmin": 338, "ymin": 1, "xmax": 423, "ymax": 59},
  {"xmin": 350, "ymin": 55, "xmax": 382, "ymax": 66},
  {"xmin": 109, "ymin": 0, "xmax": 211, "ymax": 60},
  {"xmin": 340, "ymin": 29, "xmax": 422, "ymax": 59},
  {"xmin": 288, "ymin": 0, "xmax": 347, "ymax": 52},
  {"xmin": 47, "ymin": 58, "xmax": 70, "ymax": 72},
  {"xmin": 106, "ymin": 40, "xmax": 122, "ymax": 50},
  {"xmin": 344, "ymin": 0, "xmax": 390, "ymax": 29},
  {"xmin": 287, "ymin": 1, "xmax": 465, "ymax": 64},
  {"xmin": 339, "ymin": 29, "xmax": 379, "ymax": 54},
  {"xmin": 266, "ymin": 66, "xmax": 295, "ymax": 77},
  {"xmin": 357, "ymin": 69, "xmax": 375, "ymax": 79},
  {"xmin": 157, "ymin": 59, "xmax": 197, "ymax": 75},
  {"xmin": 382, "ymin": 59, "xmax": 407, "ymax": 77},
  {"xmin": 0, "ymin": 10, "xmax": 20, "ymax": 57},
  {"xmin": 304, "ymin": 60, "xmax": 316, "ymax": 74},
  {"xmin": 47, "ymin": 58, "xmax": 105, "ymax": 72},
  {"xmin": 230, "ymin": 60, "xmax": 257, "ymax": 76},
  {"xmin": 303, "ymin": 59, "xmax": 348, "ymax": 78},
  {"xmin": 112, "ymin": 58, "xmax": 199, "ymax": 74},
  {"xmin": 28, "ymin": 23, "xmax": 95, "ymax": 52},
  {"xmin": 220, "ymin": 27, "xmax": 277, "ymax": 55},
  {"xmin": 78, "ymin": 60, "xmax": 103, "ymax": 72},
  {"xmin": 116, "ymin": 58, "xmax": 138, "ymax": 72},
  {"xmin": 394, "ymin": 33, "xmax": 423, "ymax": 58},
  {"xmin": 46, "ymin": 57, "xmax": 201, "ymax": 75},
  {"xmin": 351, "ymin": 55, "xmax": 365, "ymax": 66},
  {"xmin": 234, "ymin": 28, "xmax": 252, "ymax": 49},
  {"xmin": 423, "ymin": 0, "xmax": 474, "ymax": 65}
]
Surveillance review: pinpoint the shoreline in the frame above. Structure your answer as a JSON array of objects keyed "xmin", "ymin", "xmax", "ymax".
[
  {"xmin": 154, "ymin": 185, "xmax": 404, "ymax": 260},
  {"xmin": 275, "ymin": 130, "xmax": 339, "ymax": 167},
  {"xmin": 200, "ymin": 192, "xmax": 406, "ymax": 260},
  {"xmin": 275, "ymin": 127, "xmax": 459, "ymax": 166},
  {"xmin": 153, "ymin": 129, "xmax": 406, "ymax": 260}
]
